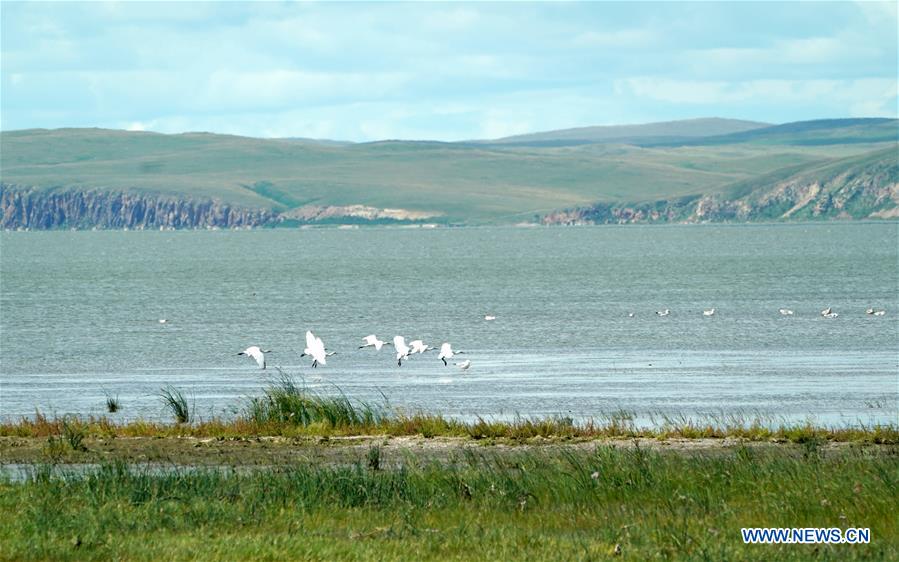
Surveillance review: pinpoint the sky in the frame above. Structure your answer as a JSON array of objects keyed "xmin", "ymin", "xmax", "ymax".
[{"xmin": 1, "ymin": 1, "xmax": 897, "ymax": 141}]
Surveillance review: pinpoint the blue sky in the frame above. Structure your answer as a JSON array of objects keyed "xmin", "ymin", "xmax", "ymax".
[{"xmin": 1, "ymin": 1, "xmax": 896, "ymax": 141}]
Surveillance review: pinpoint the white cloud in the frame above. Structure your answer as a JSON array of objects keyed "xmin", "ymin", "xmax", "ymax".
[
  {"xmin": 2, "ymin": 2, "xmax": 897, "ymax": 138},
  {"xmin": 125, "ymin": 121, "xmax": 153, "ymax": 132},
  {"xmin": 202, "ymin": 70, "xmax": 363, "ymax": 108},
  {"xmin": 615, "ymin": 77, "xmax": 898, "ymax": 117},
  {"xmin": 854, "ymin": 0, "xmax": 898, "ymax": 27}
]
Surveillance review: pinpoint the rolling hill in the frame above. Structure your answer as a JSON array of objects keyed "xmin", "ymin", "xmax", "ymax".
[
  {"xmin": 1, "ymin": 119, "xmax": 896, "ymax": 229},
  {"xmin": 479, "ymin": 117, "xmax": 770, "ymax": 147}
]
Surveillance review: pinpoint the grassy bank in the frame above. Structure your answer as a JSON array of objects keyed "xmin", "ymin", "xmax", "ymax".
[
  {"xmin": 2, "ymin": 444, "xmax": 897, "ymax": 560},
  {"xmin": 2, "ymin": 376, "xmax": 897, "ymax": 447}
]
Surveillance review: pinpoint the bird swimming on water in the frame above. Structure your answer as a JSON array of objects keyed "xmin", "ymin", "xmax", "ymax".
[
  {"xmin": 656, "ymin": 309, "xmax": 670, "ymax": 317},
  {"xmin": 779, "ymin": 308, "xmax": 794, "ymax": 316},
  {"xmin": 455, "ymin": 359, "xmax": 471, "ymax": 370},
  {"xmin": 703, "ymin": 308, "xmax": 716, "ymax": 317}
]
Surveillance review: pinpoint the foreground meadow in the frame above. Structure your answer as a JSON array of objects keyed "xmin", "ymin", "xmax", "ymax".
[
  {"xmin": 1, "ymin": 443, "xmax": 897, "ymax": 561},
  {"xmin": 1, "ymin": 377, "xmax": 897, "ymax": 560}
]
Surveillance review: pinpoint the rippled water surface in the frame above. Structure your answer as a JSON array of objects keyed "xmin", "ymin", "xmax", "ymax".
[{"xmin": 1, "ymin": 223, "xmax": 897, "ymax": 426}]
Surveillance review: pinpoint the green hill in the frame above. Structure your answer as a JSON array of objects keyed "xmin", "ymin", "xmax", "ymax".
[
  {"xmin": 480, "ymin": 117, "xmax": 770, "ymax": 147},
  {"xmin": 1, "ymin": 119, "xmax": 896, "ymax": 228},
  {"xmin": 650, "ymin": 118, "xmax": 899, "ymax": 147}
]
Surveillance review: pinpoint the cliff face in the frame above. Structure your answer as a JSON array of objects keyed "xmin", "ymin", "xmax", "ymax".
[
  {"xmin": 542, "ymin": 154, "xmax": 899, "ymax": 225},
  {"xmin": 0, "ymin": 185, "xmax": 275, "ymax": 230}
]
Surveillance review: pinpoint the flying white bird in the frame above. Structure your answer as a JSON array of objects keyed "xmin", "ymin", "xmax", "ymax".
[
  {"xmin": 301, "ymin": 331, "xmax": 328, "ymax": 368},
  {"xmin": 409, "ymin": 340, "xmax": 435, "ymax": 354},
  {"xmin": 484, "ymin": 315, "xmax": 496, "ymax": 321},
  {"xmin": 703, "ymin": 308, "xmax": 716, "ymax": 317},
  {"xmin": 393, "ymin": 336, "xmax": 411, "ymax": 366},
  {"xmin": 779, "ymin": 308, "xmax": 794, "ymax": 316},
  {"xmin": 438, "ymin": 342, "xmax": 464, "ymax": 366},
  {"xmin": 455, "ymin": 360, "xmax": 471, "ymax": 370},
  {"xmin": 238, "ymin": 346, "xmax": 271, "ymax": 370},
  {"xmin": 656, "ymin": 309, "xmax": 670, "ymax": 317},
  {"xmin": 360, "ymin": 335, "xmax": 388, "ymax": 351}
]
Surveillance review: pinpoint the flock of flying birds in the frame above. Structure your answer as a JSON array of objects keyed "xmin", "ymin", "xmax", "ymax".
[
  {"xmin": 234, "ymin": 305, "xmax": 888, "ymax": 371},
  {"xmin": 238, "ymin": 331, "xmax": 468, "ymax": 371}
]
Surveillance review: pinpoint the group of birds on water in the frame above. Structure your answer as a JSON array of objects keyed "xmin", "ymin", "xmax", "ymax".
[
  {"xmin": 238, "ymin": 331, "xmax": 469, "ymax": 371},
  {"xmin": 230, "ymin": 306, "xmax": 888, "ymax": 371},
  {"xmin": 641, "ymin": 306, "xmax": 887, "ymax": 318}
]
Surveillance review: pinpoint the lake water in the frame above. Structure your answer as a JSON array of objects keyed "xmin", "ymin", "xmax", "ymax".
[{"xmin": 1, "ymin": 223, "xmax": 897, "ymax": 427}]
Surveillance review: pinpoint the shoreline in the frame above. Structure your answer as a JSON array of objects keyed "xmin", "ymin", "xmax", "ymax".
[
  {"xmin": 3, "ymin": 432, "xmax": 897, "ymax": 467},
  {"xmin": 3, "ymin": 218, "xmax": 899, "ymax": 232}
]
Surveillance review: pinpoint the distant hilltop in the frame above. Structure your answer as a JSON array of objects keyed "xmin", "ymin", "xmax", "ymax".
[
  {"xmin": 1, "ymin": 117, "xmax": 896, "ymax": 229},
  {"xmin": 477, "ymin": 117, "xmax": 773, "ymax": 146}
]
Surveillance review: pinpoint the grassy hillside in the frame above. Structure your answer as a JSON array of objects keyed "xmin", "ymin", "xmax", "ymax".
[
  {"xmin": 481, "ymin": 117, "xmax": 770, "ymax": 147},
  {"xmin": 1, "ymin": 120, "xmax": 896, "ymax": 225},
  {"xmin": 656, "ymin": 118, "xmax": 898, "ymax": 147}
]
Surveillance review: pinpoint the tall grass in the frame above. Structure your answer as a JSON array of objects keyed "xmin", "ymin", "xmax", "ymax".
[
  {"xmin": 158, "ymin": 386, "xmax": 191, "ymax": 423},
  {"xmin": 61, "ymin": 416, "xmax": 87, "ymax": 451},
  {"xmin": 105, "ymin": 392, "xmax": 120, "ymax": 413},
  {"xmin": 246, "ymin": 373, "xmax": 382, "ymax": 428},
  {"xmin": 2, "ymin": 446, "xmax": 897, "ymax": 560}
]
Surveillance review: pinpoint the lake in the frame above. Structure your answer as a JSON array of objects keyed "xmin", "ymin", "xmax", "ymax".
[{"xmin": 1, "ymin": 223, "xmax": 896, "ymax": 426}]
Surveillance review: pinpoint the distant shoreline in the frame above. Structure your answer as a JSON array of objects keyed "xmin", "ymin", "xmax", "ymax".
[{"xmin": 3, "ymin": 218, "xmax": 898, "ymax": 233}]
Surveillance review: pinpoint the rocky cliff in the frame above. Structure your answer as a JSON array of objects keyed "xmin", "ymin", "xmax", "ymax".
[
  {"xmin": 542, "ymin": 150, "xmax": 899, "ymax": 225},
  {"xmin": 0, "ymin": 185, "xmax": 275, "ymax": 230}
]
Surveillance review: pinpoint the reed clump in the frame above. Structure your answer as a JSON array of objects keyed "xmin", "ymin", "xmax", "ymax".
[
  {"xmin": 105, "ymin": 393, "xmax": 120, "ymax": 414},
  {"xmin": 158, "ymin": 386, "xmax": 191, "ymax": 424},
  {"xmin": 246, "ymin": 374, "xmax": 382, "ymax": 428}
]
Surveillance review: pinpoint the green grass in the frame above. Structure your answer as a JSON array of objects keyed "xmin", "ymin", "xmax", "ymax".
[
  {"xmin": 104, "ymin": 393, "xmax": 119, "ymax": 414},
  {"xmin": 246, "ymin": 374, "xmax": 383, "ymax": 428},
  {"xmin": 59, "ymin": 416, "xmax": 87, "ymax": 452},
  {"xmin": 158, "ymin": 386, "xmax": 191, "ymax": 424},
  {"xmin": 1, "ymin": 445, "xmax": 896, "ymax": 560}
]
